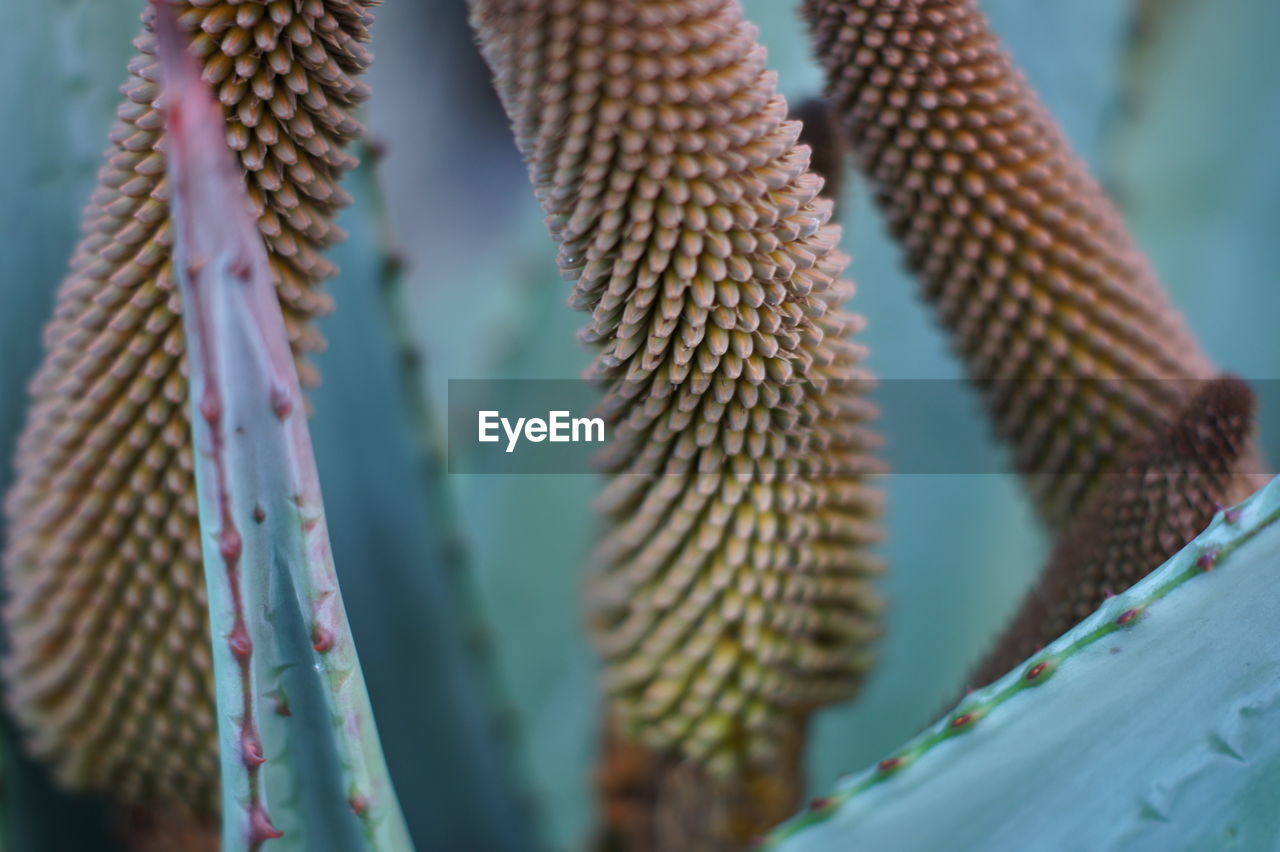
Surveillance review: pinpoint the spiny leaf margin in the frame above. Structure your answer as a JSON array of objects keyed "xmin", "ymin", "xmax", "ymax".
[
  {"xmin": 155, "ymin": 3, "xmax": 410, "ymax": 849},
  {"xmin": 761, "ymin": 473, "xmax": 1280, "ymax": 850}
]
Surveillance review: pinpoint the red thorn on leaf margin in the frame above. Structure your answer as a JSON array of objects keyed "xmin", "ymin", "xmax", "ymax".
[
  {"xmin": 248, "ymin": 804, "xmax": 284, "ymax": 845},
  {"xmin": 228, "ymin": 255, "xmax": 252, "ymax": 280},
  {"xmin": 270, "ymin": 383, "xmax": 293, "ymax": 420},
  {"xmin": 350, "ymin": 793, "xmax": 371, "ymax": 817},
  {"xmin": 312, "ymin": 624, "xmax": 335, "ymax": 653},
  {"xmin": 241, "ymin": 727, "xmax": 266, "ymax": 768},
  {"xmin": 199, "ymin": 388, "xmax": 221, "ymax": 424},
  {"xmin": 219, "ymin": 527, "xmax": 242, "ymax": 562},
  {"xmin": 229, "ymin": 622, "xmax": 252, "ymax": 659}
]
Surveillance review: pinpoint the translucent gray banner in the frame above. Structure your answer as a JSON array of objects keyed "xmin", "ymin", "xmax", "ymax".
[{"xmin": 446, "ymin": 379, "xmax": 1277, "ymax": 475}]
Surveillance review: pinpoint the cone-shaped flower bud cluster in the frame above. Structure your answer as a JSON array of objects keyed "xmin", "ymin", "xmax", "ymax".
[
  {"xmin": 473, "ymin": 0, "xmax": 883, "ymax": 774},
  {"xmin": 970, "ymin": 376, "xmax": 1257, "ymax": 687},
  {"xmin": 803, "ymin": 0, "xmax": 1215, "ymax": 527},
  {"xmin": 3, "ymin": 0, "xmax": 376, "ymax": 811}
]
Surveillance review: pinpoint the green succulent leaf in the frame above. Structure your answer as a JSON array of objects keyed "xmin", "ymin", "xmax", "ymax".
[
  {"xmin": 155, "ymin": 5, "xmax": 410, "ymax": 849},
  {"xmin": 764, "ymin": 475, "xmax": 1280, "ymax": 852}
]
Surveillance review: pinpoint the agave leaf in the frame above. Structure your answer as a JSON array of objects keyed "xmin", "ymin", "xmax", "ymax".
[
  {"xmin": 363, "ymin": 1, "xmax": 599, "ymax": 844},
  {"xmin": 763, "ymin": 475, "xmax": 1280, "ymax": 851},
  {"xmin": 154, "ymin": 5, "xmax": 409, "ymax": 849},
  {"xmin": 307, "ymin": 153, "xmax": 539, "ymax": 850}
]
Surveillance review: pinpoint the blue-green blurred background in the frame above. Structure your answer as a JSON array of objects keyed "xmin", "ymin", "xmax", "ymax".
[{"xmin": 2, "ymin": 0, "xmax": 1277, "ymax": 849}]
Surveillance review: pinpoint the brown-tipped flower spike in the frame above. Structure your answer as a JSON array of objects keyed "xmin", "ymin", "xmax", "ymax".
[
  {"xmin": 969, "ymin": 376, "xmax": 1257, "ymax": 688},
  {"xmin": 2, "ymin": 0, "xmax": 376, "ymax": 814},
  {"xmin": 803, "ymin": 0, "xmax": 1218, "ymax": 527},
  {"xmin": 472, "ymin": 0, "xmax": 883, "ymax": 846}
]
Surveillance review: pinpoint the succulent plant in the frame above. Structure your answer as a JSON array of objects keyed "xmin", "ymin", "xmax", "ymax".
[
  {"xmin": 1, "ymin": 0, "xmax": 1276, "ymax": 850},
  {"xmin": 1, "ymin": 0, "xmax": 375, "ymax": 823},
  {"xmin": 762, "ymin": 472, "xmax": 1280, "ymax": 851},
  {"xmin": 154, "ymin": 3, "xmax": 407, "ymax": 846}
]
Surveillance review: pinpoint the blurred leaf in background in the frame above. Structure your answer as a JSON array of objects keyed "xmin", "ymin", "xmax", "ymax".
[
  {"xmin": 3, "ymin": 0, "xmax": 1278, "ymax": 849},
  {"xmin": 310, "ymin": 158, "xmax": 538, "ymax": 850},
  {"xmin": 365, "ymin": 1, "xmax": 601, "ymax": 844}
]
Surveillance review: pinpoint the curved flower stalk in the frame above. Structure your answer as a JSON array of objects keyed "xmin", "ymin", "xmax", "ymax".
[
  {"xmin": 2, "ymin": 0, "xmax": 376, "ymax": 819},
  {"xmin": 472, "ymin": 0, "xmax": 883, "ymax": 846},
  {"xmin": 802, "ymin": 0, "xmax": 1222, "ymax": 527},
  {"xmin": 969, "ymin": 375, "xmax": 1257, "ymax": 687}
]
